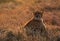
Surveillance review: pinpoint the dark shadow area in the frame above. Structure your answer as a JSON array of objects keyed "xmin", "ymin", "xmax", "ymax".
[{"xmin": 44, "ymin": 6, "xmax": 60, "ymax": 12}]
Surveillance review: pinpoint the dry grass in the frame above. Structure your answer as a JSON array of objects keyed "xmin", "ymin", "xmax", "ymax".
[{"xmin": 0, "ymin": 0, "xmax": 60, "ymax": 41}]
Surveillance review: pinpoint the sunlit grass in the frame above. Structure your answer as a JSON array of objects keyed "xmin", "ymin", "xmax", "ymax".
[{"xmin": 0, "ymin": 0, "xmax": 16, "ymax": 4}]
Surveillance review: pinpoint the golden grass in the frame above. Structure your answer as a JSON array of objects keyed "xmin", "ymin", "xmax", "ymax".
[{"xmin": 0, "ymin": 0, "xmax": 60, "ymax": 41}]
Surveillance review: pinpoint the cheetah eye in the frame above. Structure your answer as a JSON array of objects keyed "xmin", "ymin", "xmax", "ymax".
[{"xmin": 36, "ymin": 15, "xmax": 40, "ymax": 18}]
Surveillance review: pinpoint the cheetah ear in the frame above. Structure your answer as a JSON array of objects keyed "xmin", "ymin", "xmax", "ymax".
[
  {"xmin": 40, "ymin": 11, "xmax": 43, "ymax": 17},
  {"xmin": 39, "ymin": 9, "xmax": 44, "ymax": 17}
]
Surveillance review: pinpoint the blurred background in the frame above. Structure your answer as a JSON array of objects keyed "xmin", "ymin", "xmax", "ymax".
[{"xmin": 0, "ymin": 0, "xmax": 60, "ymax": 41}]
